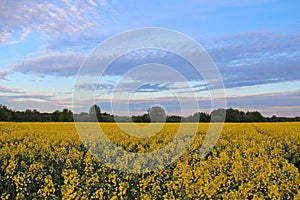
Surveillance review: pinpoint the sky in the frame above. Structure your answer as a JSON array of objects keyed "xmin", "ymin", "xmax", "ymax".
[{"xmin": 0, "ymin": 0, "xmax": 299, "ymax": 117}]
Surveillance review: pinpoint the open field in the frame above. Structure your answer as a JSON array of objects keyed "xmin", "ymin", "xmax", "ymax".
[{"xmin": 0, "ymin": 122, "xmax": 299, "ymax": 199}]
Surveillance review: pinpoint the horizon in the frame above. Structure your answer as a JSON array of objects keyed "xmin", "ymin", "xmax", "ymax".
[
  {"xmin": 1, "ymin": 104, "xmax": 299, "ymax": 118},
  {"xmin": 0, "ymin": 1, "xmax": 299, "ymax": 117}
]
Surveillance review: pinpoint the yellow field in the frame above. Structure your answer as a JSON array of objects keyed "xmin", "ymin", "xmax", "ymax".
[{"xmin": 0, "ymin": 122, "xmax": 299, "ymax": 199}]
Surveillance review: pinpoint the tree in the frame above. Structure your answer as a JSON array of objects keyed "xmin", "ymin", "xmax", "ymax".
[
  {"xmin": 166, "ymin": 115, "xmax": 181, "ymax": 122},
  {"xmin": 89, "ymin": 105, "xmax": 101, "ymax": 122},
  {"xmin": 58, "ymin": 109, "xmax": 73, "ymax": 122},
  {"xmin": 225, "ymin": 108, "xmax": 242, "ymax": 122},
  {"xmin": 199, "ymin": 112, "xmax": 210, "ymax": 122},
  {"xmin": 211, "ymin": 108, "xmax": 226, "ymax": 122},
  {"xmin": 132, "ymin": 115, "xmax": 143, "ymax": 123},
  {"xmin": 24, "ymin": 109, "xmax": 41, "ymax": 122},
  {"xmin": 147, "ymin": 106, "xmax": 167, "ymax": 122},
  {"xmin": 141, "ymin": 113, "xmax": 150, "ymax": 122},
  {"xmin": 51, "ymin": 110, "xmax": 60, "ymax": 122},
  {"xmin": 0, "ymin": 105, "xmax": 12, "ymax": 121},
  {"xmin": 101, "ymin": 112, "xmax": 114, "ymax": 122},
  {"xmin": 246, "ymin": 111, "xmax": 266, "ymax": 122},
  {"xmin": 74, "ymin": 112, "xmax": 90, "ymax": 122}
]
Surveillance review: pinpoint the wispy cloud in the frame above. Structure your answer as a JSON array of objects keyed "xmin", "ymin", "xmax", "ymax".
[
  {"xmin": 9, "ymin": 31, "xmax": 300, "ymax": 93},
  {"xmin": 226, "ymin": 90, "xmax": 300, "ymax": 117},
  {"xmin": 14, "ymin": 52, "xmax": 85, "ymax": 77},
  {"xmin": 0, "ymin": 70, "xmax": 10, "ymax": 80},
  {"xmin": 91, "ymin": 89, "xmax": 300, "ymax": 116},
  {"xmin": 0, "ymin": 0, "xmax": 107, "ymax": 44},
  {"xmin": 206, "ymin": 32, "xmax": 300, "ymax": 88},
  {"xmin": 227, "ymin": 90, "xmax": 300, "ymax": 107},
  {"xmin": 0, "ymin": 92, "xmax": 69, "ymax": 112},
  {"xmin": 0, "ymin": 86, "xmax": 23, "ymax": 94}
]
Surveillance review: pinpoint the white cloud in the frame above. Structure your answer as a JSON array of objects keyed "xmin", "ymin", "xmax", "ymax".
[{"xmin": 0, "ymin": 0, "xmax": 107, "ymax": 44}]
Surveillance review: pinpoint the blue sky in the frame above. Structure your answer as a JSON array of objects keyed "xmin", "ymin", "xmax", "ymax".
[{"xmin": 0, "ymin": 0, "xmax": 299, "ymax": 116}]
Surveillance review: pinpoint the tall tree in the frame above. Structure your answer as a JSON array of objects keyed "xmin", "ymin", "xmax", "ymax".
[
  {"xmin": 211, "ymin": 108, "xmax": 226, "ymax": 122},
  {"xmin": 226, "ymin": 108, "xmax": 242, "ymax": 122},
  {"xmin": 58, "ymin": 109, "xmax": 73, "ymax": 122},
  {"xmin": 246, "ymin": 111, "xmax": 266, "ymax": 122},
  {"xmin": 147, "ymin": 106, "xmax": 167, "ymax": 122},
  {"xmin": 89, "ymin": 104, "xmax": 101, "ymax": 122},
  {"xmin": 0, "ymin": 105, "xmax": 12, "ymax": 121}
]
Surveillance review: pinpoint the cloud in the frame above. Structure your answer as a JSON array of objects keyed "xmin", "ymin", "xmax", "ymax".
[
  {"xmin": 74, "ymin": 31, "xmax": 300, "ymax": 91},
  {"xmin": 0, "ymin": 86, "xmax": 23, "ymax": 94},
  {"xmin": 204, "ymin": 0, "xmax": 271, "ymax": 8},
  {"xmin": 14, "ymin": 52, "xmax": 85, "ymax": 77},
  {"xmin": 92, "ymin": 89, "xmax": 300, "ymax": 116},
  {"xmin": 17, "ymin": 31, "xmax": 299, "ymax": 91},
  {"xmin": 257, "ymin": 106, "xmax": 300, "ymax": 117},
  {"xmin": 227, "ymin": 90, "xmax": 300, "ymax": 107},
  {"xmin": 226, "ymin": 90, "xmax": 300, "ymax": 117},
  {"xmin": 0, "ymin": 0, "xmax": 107, "ymax": 44},
  {"xmin": 6, "ymin": 29, "xmax": 300, "ymax": 97},
  {"xmin": 2, "ymin": 84, "xmax": 297, "ymax": 117},
  {"xmin": 0, "ymin": 95, "xmax": 57, "ymax": 112},
  {"xmin": 76, "ymin": 82, "xmax": 115, "ymax": 91},
  {"xmin": 208, "ymin": 32, "xmax": 299, "ymax": 64},
  {"xmin": 69, "ymin": 31, "xmax": 300, "ymax": 98},
  {"xmin": 136, "ymin": 84, "xmax": 169, "ymax": 93},
  {"xmin": 0, "ymin": 92, "xmax": 72, "ymax": 112},
  {"xmin": 0, "ymin": 70, "xmax": 10, "ymax": 80},
  {"xmin": 0, "ymin": 28, "xmax": 13, "ymax": 44},
  {"xmin": 206, "ymin": 32, "xmax": 300, "ymax": 88}
]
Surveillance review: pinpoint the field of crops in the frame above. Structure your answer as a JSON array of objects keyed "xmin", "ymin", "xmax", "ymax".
[{"xmin": 0, "ymin": 122, "xmax": 299, "ymax": 199}]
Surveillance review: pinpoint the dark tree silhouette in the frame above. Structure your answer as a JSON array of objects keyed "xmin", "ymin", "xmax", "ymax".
[
  {"xmin": 211, "ymin": 108, "xmax": 226, "ymax": 122},
  {"xmin": 89, "ymin": 104, "xmax": 101, "ymax": 121},
  {"xmin": 0, "ymin": 104, "xmax": 299, "ymax": 122},
  {"xmin": 226, "ymin": 108, "xmax": 242, "ymax": 122},
  {"xmin": 147, "ymin": 106, "xmax": 167, "ymax": 122},
  {"xmin": 0, "ymin": 105, "xmax": 12, "ymax": 121}
]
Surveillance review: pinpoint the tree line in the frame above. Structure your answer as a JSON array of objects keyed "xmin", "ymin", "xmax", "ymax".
[{"xmin": 0, "ymin": 104, "xmax": 299, "ymax": 122}]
